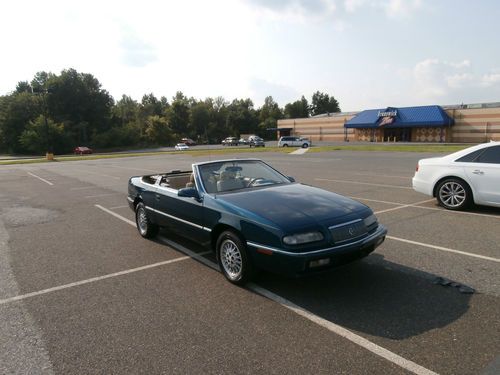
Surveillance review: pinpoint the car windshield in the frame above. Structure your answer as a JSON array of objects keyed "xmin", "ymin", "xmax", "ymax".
[{"xmin": 198, "ymin": 160, "xmax": 291, "ymax": 193}]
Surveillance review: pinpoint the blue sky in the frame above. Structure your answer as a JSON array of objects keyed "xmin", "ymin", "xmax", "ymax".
[{"xmin": 1, "ymin": 0, "xmax": 499, "ymax": 111}]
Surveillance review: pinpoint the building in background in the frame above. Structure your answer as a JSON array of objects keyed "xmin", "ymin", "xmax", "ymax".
[{"xmin": 277, "ymin": 102, "xmax": 500, "ymax": 143}]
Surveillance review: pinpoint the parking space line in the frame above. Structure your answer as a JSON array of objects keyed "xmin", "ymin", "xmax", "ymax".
[
  {"xmin": 109, "ymin": 205, "xmax": 128, "ymax": 210},
  {"xmin": 95, "ymin": 205, "xmax": 439, "ymax": 375},
  {"xmin": 249, "ymin": 284, "xmax": 438, "ymax": 375},
  {"xmin": 351, "ymin": 195, "xmax": 500, "ymax": 220},
  {"xmin": 27, "ymin": 172, "xmax": 54, "ymax": 186},
  {"xmin": 387, "ymin": 235, "xmax": 500, "ymax": 263},
  {"xmin": 353, "ymin": 172, "xmax": 411, "ymax": 180},
  {"xmin": 374, "ymin": 199, "xmax": 435, "ymax": 214},
  {"xmin": 85, "ymin": 193, "xmax": 122, "ymax": 199},
  {"xmin": 316, "ymin": 178, "xmax": 412, "ymax": 190},
  {"xmin": 95, "ymin": 204, "xmax": 135, "ymax": 226},
  {"xmin": 0, "ymin": 256, "xmax": 194, "ymax": 306},
  {"xmin": 77, "ymin": 170, "xmax": 120, "ymax": 179}
]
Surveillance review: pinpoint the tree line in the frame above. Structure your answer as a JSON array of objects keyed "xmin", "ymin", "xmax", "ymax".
[{"xmin": 0, "ymin": 68, "xmax": 341, "ymax": 154}]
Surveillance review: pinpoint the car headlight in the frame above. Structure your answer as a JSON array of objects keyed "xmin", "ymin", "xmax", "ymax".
[
  {"xmin": 363, "ymin": 214, "xmax": 377, "ymax": 227},
  {"xmin": 283, "ymin": 231, "xmax": 324, "ymax": 245}
]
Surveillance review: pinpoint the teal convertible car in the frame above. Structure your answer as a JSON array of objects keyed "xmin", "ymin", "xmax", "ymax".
[{"xmin": 128, "ymin": 159, "xmax": 387, "ymax": 285}]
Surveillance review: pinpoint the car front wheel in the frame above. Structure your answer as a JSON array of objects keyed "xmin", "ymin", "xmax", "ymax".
[
  {"xmin": 216, "ymin": 231, "xmax": 253, "ymax": 285},
  {"xmin": 135, "ymin": 202, "xmax": 159, "ymax": 238},
  {"xmin": 302, "ymin": 143, "xmax": 309, "ymax": 148},
  {"xmin": 436, "ymin": 178, "xmax": 471, "ymax": 210}
]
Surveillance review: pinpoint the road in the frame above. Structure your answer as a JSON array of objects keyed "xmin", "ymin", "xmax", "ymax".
[{"xmin": 0, "ymin": 150, "xmax": 499, "ymax": 374}]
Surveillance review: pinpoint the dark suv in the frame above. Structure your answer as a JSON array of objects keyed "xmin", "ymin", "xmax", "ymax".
[{"xmin": 249, "ymin": 136, "xmax": 265, "ymax": 147}]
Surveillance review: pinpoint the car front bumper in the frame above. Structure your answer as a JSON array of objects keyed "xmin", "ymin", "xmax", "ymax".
[{"xmin": 246, "ymin": 224, "xmax": 387, "ymax": 276}]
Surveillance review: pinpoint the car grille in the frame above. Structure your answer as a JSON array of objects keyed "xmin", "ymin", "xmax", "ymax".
[{"xmin": 329, "ymin": 220, "xmax": 368, "ymax": 244}]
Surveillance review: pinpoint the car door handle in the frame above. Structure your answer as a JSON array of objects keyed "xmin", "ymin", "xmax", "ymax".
[
  {"xmin": 472, "ymin": 170, "xmax": 484, "ymax": 175},
  {"xmin": 155, "ymin": 193, "xmax": 161, "ymax": 200}
]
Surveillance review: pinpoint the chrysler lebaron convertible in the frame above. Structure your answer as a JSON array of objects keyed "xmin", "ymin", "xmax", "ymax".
[{"xmin": 128, "ymin": 159, "xmax": 387, "ymax": 285}]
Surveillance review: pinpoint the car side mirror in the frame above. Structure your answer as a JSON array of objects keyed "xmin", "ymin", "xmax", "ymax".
[
  {"xmin": 178, "ymin": 187, "xmax": 200, "ymax": 200},
  {"xmin": 287, "ymin": 176, "xmax": 296, "ymax": 182}
]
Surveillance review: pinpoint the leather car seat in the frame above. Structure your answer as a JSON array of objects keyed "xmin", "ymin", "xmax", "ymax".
[
  {"xmin": 185, "ymin": 173, "xmax": 195, "ymax": 188},
  {"xmin": 217, "ymin": 170, "xmax": 244, "ymax": 192}
]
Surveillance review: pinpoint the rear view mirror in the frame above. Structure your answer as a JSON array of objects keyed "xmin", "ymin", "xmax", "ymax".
[{"xmin": 287, "ymin": 176, "xmax": 296, "ymax": 182}]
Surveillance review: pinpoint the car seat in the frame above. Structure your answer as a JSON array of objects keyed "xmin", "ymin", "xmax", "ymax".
[
  {"xmin": 217, "ymin": 170, "xmax": 244, "ymax": 192},
  {"xmin": 185, "ymin": 173, "xmax": 195, "ymax": 188}
]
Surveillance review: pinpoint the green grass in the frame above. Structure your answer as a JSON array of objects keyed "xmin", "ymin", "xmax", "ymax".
[{"xmin": 0, "ymin": 144, "xmax": 470, "ymax": 165}]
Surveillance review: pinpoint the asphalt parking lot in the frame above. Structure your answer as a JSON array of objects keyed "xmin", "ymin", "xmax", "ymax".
[{"xmin": 1, "ymin": 150, "xmax": 499, "ymax": 375}]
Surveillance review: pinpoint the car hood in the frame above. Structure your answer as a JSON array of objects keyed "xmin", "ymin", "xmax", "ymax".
[{"xmin": 215, "ymin": 183, "xmax": 370, "ymax": 231}]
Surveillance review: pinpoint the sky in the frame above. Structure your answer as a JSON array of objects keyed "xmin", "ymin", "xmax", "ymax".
[{"xmin": 1, "ymin": 0, "xmax": 499, "ymax": 111}]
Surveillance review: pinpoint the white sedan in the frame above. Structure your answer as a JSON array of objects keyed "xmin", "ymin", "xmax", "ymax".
[
  {"xmin": 174, "ymin": 143, "xmax": 189, "ymax": 151},
  {"xmin": 412, "ymin": 141, "xmax": 500, "ymax": 210}
]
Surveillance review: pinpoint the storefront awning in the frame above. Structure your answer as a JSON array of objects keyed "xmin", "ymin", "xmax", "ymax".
[{"xmin": 344, "ymin": 105, "xmax": 454, "ymax": 128}]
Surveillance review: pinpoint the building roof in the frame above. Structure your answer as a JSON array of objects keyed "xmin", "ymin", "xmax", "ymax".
[{"xmin": 344, "ymin": 105, "xmax": 454, "ymax": 128}]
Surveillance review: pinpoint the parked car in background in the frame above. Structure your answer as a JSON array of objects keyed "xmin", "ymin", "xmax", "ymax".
[
  {"xmin": 278, "ymin": 136, "xmax": 311, "ymax": 148},
  {"xmin": 412, "ymin": 141, "xmax": 500, "ymax": 210},
  {"xmin": 74, "ymin": 146, "xmax": 93, "ymax": 155},
  {"xmin": 181, "ymin": 138, "xmax": 196, "ymax": 146},
  {"xmin": 249, "ymin": 136, "xmax": 265, "ymax": 147},
  {"xmin": 175, "ymin": 143, "xmax": 189, "ymax": 151},
  {"xmin": 222, "ymin": 137, "xmax": 239, "ymax": 146},
  {"xmin": 239, "ymin": 138, "xmax": 249, "ymax": 145},
  {"xmin": 128, "ymin": 158, "xmax": 387, "ymax": 285}
]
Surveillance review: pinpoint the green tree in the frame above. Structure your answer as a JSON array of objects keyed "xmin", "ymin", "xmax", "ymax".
[
  {"xmin": 0, "ymin": 92, "xmax": 41, "ymax": 153},
  {"xmin": 167, "ymin": 91, "xmax": 190, "ymax": 136},
  {"xmin": 258, "ymin": 96, "xmax": 283, "ymax": 139},
  {"xmin": 19, "ymin": 115, "xmax": 70, "ymax": 154},
  {"xmin": 190, "ymin": 100, "xmax": 211, "ymax": 142},
  {"xmin": 226, "ymin": 98, "xmax": 258, "ymax": 136},
  {"xmin": 47, "ymin": 68, "xmax": 114, "ymax": 145},
  {"xmin": 144, "ymin": 115, "xmax": 173, "ymax": 145},
  {"xmin": 310, "ymin": 91, "xmax": 340, "ymax": 116},
  {"xmin": 284, "ymin": 96, "xmax": 309, "ymax": 118}
]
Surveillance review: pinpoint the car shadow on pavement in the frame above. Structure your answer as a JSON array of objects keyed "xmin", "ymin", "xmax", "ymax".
[{"xmin": 255, "ymin": 253, "xmax": 472, "ymax": 340}]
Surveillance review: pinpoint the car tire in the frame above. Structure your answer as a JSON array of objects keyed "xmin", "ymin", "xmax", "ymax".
[
  {"xmin": 135, "ymin": 202, "xmax": 159, "ymax": 238},
  {"xmin": 216, "ymin": 230, "xmax": 253, "ymax": 285},
  {"xmin": 283, "ymin": 144, "xmax": 288, "ymax": 147},
  {"xmin": 436, "ymin": 178, "xmax": 472, "ymax": 210},
  {"xmin": 302, "ymin": 143, "xmax": 309, "ymax": 148}
]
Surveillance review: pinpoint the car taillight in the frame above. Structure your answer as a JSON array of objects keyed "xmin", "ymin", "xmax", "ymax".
[{"xmin": 415, "ymin": 163, "xmax": 419, "ymax": 172}]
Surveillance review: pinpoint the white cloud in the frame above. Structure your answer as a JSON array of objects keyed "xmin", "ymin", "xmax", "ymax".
[
  {"xmin": 410, "ymin": 58, "xmax": 500, "ymax": 104},
  {"xmin": 344, "ymin": 0, "xmax": 366, "ymax": 13},
  {"xmin": 481, "ymin": 72, "xmax": 500, "ymax": 87},
  {"xmin": 384, "ymin": 0, "xmax": 422, "ymax": 18}
]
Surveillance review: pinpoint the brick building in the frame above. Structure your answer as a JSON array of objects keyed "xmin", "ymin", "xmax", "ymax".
[{"xmin": 277, "ymin": 102, "xmax": 500, "ymax": 143}]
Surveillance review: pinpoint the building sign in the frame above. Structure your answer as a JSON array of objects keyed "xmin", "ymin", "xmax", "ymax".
[{"xmin": 377, "ymin": 110, "xmax": 397, "ymax": 117}]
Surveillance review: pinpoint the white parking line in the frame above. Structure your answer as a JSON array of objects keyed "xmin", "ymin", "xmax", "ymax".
[
  {"xmin": 374, "ymin": 199, "xmax": 435, "ymax": 214},
  {"xmin": 316, "ymin": 178, "xmax": 412, "ymax": 190},
  {"xmin": 85, "ymin": 193, "xmax": 122, "ymax": 199},
  {"xmin": 0, "ymin": 255, "xmax": 208, "ymax": 306},
  {"xmin": 94, "ymin": 205, "xmax": 438, "ymax": 375},
  {"xmin": 249, "ymin": 285, "xmax": 438, "ymax": 375},
  {"xmin": 387, "ymin": 236, "xmax": 500, "ymax": 263},
  {"xmin": 351, "ymin": 196, "xmax": 500, "ymax": 220},
  {"xmin": 78, "ymin": 170, "xmax": 120, "ymax": 179},
  {"xmin": 109, "ymin": 205, "xmax": 129, "ymax": 210},
  {"xmin": 27, "ymin": 172, "xmax": 54, "ymax": 186}
]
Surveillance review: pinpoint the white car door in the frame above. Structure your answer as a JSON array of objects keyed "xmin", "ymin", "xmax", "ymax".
[{"xmin": 463, "ymin": 145, "xmax": 500, "ymax": 206}]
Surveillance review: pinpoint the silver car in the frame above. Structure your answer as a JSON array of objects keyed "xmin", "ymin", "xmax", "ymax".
[{"xmin": 278, "ymin": 136, "xmax": 311, "ymax": 148}]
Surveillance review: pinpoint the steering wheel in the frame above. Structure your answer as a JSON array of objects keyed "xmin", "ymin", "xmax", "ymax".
[{"xmin": 248, "ymin": 177, "xmax": 266, "ymax": 187}]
